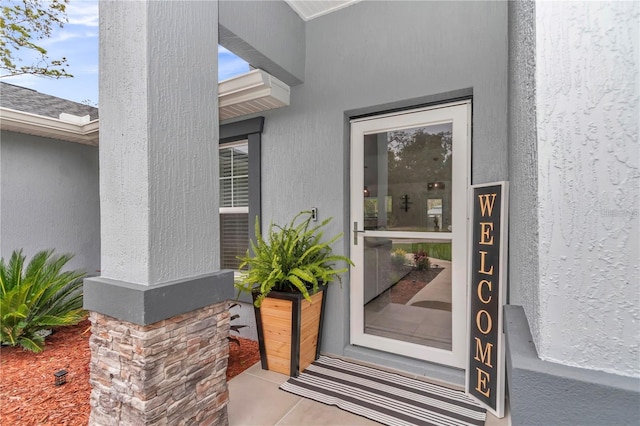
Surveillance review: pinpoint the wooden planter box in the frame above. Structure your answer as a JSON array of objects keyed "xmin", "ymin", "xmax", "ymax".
[{"xmin": 253, "ymin": 285, "xmax": 327, "ymax": 377}]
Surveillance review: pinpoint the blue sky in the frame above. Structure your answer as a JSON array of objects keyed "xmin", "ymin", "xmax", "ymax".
[{"xmin": 1, "ymin": 0, "xmax": 249, "ymax": 106}]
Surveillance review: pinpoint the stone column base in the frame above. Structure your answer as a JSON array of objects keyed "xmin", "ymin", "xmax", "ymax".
[{"xmin": 88, "ymin": 302, "xmax": 230, "ymax": 425}]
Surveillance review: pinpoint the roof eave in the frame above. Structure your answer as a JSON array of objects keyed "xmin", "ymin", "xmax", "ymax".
[
  {"xmin": 0, "ymin": 107, "xmax": 100, "ymax": 146},
  {"xmin": 0, "ymin": 69, "xmax": 291, "ymax": 144}
]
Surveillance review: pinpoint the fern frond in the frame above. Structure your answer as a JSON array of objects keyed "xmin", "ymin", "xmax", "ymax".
[{"xmin": 235, "ymin": 211, "xmax": 353, "ymax": 307}]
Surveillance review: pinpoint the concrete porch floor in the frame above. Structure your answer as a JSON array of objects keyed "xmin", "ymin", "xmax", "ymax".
[{"xmin": 228, "ymin": 361, "xmax": 511, "ymax": 426}]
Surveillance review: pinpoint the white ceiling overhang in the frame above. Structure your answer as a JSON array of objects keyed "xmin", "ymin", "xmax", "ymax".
[
  {"xmin": 0, "ymin": 108, "xmax": 99, "ymax": 146},
  {"xmin": 1, "ymin": 69, "xmax": 291, "ymax": 145},
  {"xmin": 219, "ymin": 69, "xmax": 290, "ymax": 121},
  {"xmin": 285, "ymin": 0, "xmax": 362, "ymax": 21}
]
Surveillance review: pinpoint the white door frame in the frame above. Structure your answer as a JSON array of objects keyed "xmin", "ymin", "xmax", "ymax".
[{"xmin": 349, "ymin": 100, "xmax": 471, "ymax": 368}]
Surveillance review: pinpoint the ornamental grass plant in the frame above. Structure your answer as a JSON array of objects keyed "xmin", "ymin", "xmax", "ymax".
[{"xmin": 235, "ymin": 211, "xmax": 353, "ymax": 308}]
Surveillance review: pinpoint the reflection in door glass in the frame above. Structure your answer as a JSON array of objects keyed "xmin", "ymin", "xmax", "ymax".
[
  {"xmin": 363, "ymin": 237, "xmax": 452, "ymax": 350},
  {"xmin": 363, "ymin": 123, "xmax": 452, "ymax": 232}
]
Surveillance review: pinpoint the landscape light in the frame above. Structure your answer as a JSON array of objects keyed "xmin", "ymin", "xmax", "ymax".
[{"xmin": 54, "ymin": 370, "xmax": 68, "ymax": 386}]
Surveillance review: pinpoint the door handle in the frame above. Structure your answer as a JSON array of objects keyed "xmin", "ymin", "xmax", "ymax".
[{"xmin": 353, "ymin": 221, "xmax": 365, "ymax": 245}]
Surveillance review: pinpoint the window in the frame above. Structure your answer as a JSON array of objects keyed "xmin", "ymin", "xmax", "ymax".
[
  {"xmin": 220, "ymin": 142, "xmax": 249, "ymax": 269},
  {"xmin": 218, "ymin": 117, "xmax": 264, "ymax": 272}
]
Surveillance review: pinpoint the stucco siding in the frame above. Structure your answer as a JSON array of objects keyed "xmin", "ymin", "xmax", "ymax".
[
  {"xmin": 219, "ymin": 0, "xmax": 305, "ymax": 86},
  {"xmin": 99, "ymin": 0, "xmax": 219, "ymax": 285},
  {"xmin": 0, "ymin": 130, "xmax": 100, "ymax": 273},
  {"xmin": 256, "ymin": 0, "xmax": 508, "ymax": 356},
  {"xmin": 507, "ymin": 1, "xmax": 540, "ymax": 345},
  {"xmin": 536, "ymin": 1, "xmax": 639, "ymax": 377}
]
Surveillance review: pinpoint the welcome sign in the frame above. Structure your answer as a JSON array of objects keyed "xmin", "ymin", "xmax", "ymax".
[{"xmin": 466, "ymin": 182, "xmax": 508, "ymax": 418}]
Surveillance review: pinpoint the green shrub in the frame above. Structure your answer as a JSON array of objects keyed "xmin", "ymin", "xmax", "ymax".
[
  {"xmin": 413, "ymin": 250, "xmax": 431, "ymax": 271},
  {"xmin": 235, "ymin": 211, "xmax": 353, "ymax": 308},
  {"xmin": 0, "ymin": 250, "xmax": 86, "ymax": 352},
  {"xmin": 391, "ymin": 248, "xmax": 407, "ymax": 268}
]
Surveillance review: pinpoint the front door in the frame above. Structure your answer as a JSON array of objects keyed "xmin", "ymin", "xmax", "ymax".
[{"xmin": 350, "ymin": 101, "xmax": 470, "ymax": 368}]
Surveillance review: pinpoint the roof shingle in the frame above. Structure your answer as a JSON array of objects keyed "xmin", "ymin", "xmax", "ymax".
[{"xmin": 0, "ymin": 82, "xmax": 98, "ymax": 120}]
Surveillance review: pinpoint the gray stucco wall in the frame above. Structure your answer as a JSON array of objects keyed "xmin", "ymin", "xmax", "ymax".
[
  {"xmin": 505, "ymin": 306, "xmax": 640, "ymax": 425},
  {"xmin": 99, "ymin": 0, "xmax": 219, "ymax": 285},
  {"xmin": 534, "ymin": 0, "xmax": 639, "ymax": 378},
  {"xmin": 254, "ymin": 0, "xmax": 508, "ymax": 360},
  {"xmin": 219, "ymin": 0, "xmax": 305, "ymax": 86},
  {"xmin": 85, "ymin": 0, "xmax": 233, "ymax": 329},
  {"xmin": 0, "ymin": 130, "xmax": 100, "ymax": 273},
  {"xmin": 505, "ymin": 0, "xmax": 639, "ymax": 379},
  {"xmin": 504, "ymin": 2, "xmax": 640, "ymax": 422},
  {"xmin": 507, "ymin": 1, "xmax": 539, "ymax": 339}
]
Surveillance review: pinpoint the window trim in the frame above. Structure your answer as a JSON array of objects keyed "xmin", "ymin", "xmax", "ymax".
[
  {"xmin": 219, "ymin": 117, "xmax": 264, "ymax": 272},
  {"xmin": 220, "ymin": 140, "xmax": 249, "ymax": 211},
  {"xmin": 220, "ymin": 207, "xmax": 249, "ymax": 215}
]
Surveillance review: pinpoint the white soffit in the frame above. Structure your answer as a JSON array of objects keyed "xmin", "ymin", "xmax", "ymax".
[
  {"xmin": 0, "ymin": 108, "xmax": 99, "ymax": 146},
  {"xmin": 219, "ymin": 69, "xmax": 290, "ymax": 121},
  {"xmin": 1, "ymin": 69, "xmax": 290, "ymax": 144},
  {"xmin": 285, "ymin": 0, "xmax": 362, "ymax": 21}
]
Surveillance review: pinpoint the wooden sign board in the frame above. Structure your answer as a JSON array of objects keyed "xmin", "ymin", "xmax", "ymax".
[{"xmin": 466, "ymin": 181, "xmax": 508, "ymax": 418}]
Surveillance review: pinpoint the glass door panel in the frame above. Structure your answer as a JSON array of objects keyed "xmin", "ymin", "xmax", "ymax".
[
  {"xmin": 350, "ymin": 101, "xmax": 470, "ymax": 368},
  {"xmin": 363, "ymin": 237, "xmax": 452, "ymax": 350},
  {"xmin": 363, "ymin": 123, "xmax": 453, "ymax": 233}
]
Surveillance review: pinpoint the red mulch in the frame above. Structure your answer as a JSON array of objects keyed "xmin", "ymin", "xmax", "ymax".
[
  {"xmin": 0, "ymin": 320, "xmax": 260, "ymax": 425},
  {"xmin": 227, "ymin": 336, "xmax": 261, "ymax": 380},
  {"xmin": 387, "ymin": 267, "xmax": 444, "ymax": 304}
]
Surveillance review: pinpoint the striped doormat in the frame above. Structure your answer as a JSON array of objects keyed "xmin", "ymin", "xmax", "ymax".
[{"xmin": 280, "ymin": 356, "xmax": 486, "ymax": 426}]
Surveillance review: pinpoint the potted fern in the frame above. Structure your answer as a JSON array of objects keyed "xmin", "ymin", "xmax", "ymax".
[{"xmin": 235, "ymin": 210, "xmax": 352, "ymax": 376}]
